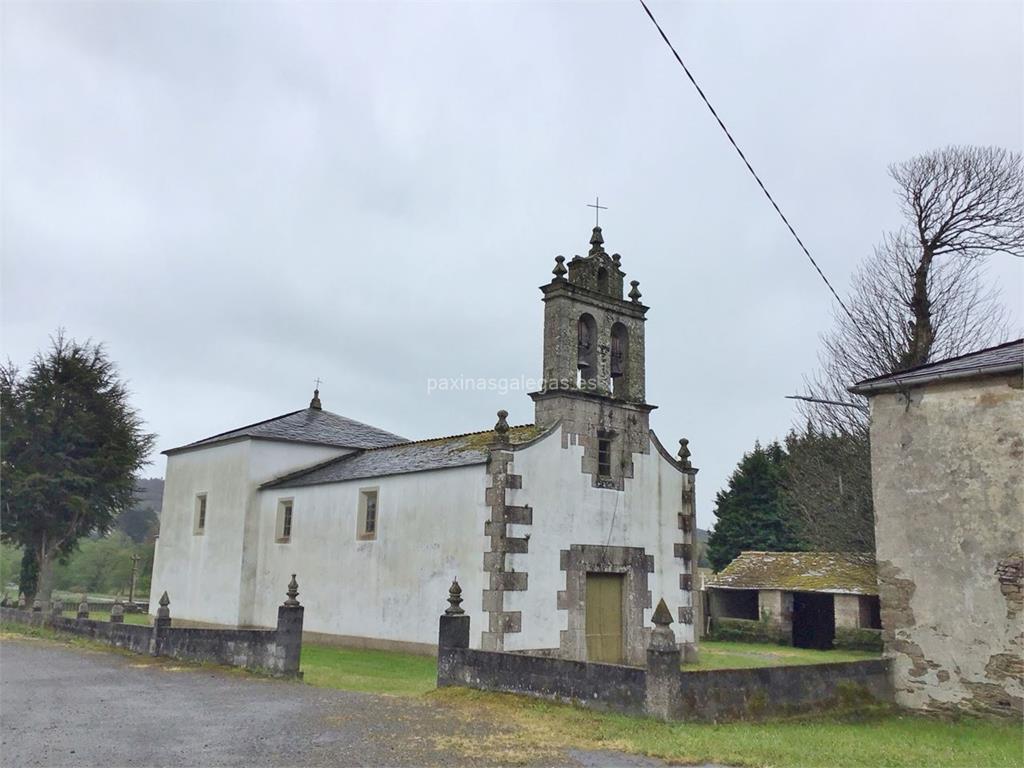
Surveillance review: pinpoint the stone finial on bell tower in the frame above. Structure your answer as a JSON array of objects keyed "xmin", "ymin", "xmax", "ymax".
[
  {"xmin": 534, "ymin": 226, "xmax": 649, "ymax": 404},
  {"xmin": 530, "ymin": 225, "xmax": 656, "ymax": 491}
]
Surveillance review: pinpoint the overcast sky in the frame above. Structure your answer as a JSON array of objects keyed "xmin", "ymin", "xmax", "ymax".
[{"xmin": 2, "ymin": 1, "xmax": 1021, "ymax": 529}]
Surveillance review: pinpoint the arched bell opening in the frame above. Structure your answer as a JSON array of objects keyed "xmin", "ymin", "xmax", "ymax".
[
  {"xmin": 577, "ymin": 313, "xmax": 598, "ymax": 391},
  {"xmin": 610, "ymin": 322, "xmax": 629, "ymax": 399}
]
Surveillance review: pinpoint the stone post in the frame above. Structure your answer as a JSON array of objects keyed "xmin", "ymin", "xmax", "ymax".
[
  {"xmin": 77, "ymin": 595, "xmax": 90, "ymax": 620},
  {"xmin": 437, "ymin": 579, "xmax": 470, "ymax": 688},
  {"xmin": 31, "ymin": 598, "xmax": 42, "ymax": 613},
  {"xmin": 276, "ymin": 575, "xmax": 305, "ymax": 678},
  {"xmin": 51, "ymin": 599, "xmax": 64, "ymax": 619},
  {"xmin": 17, "ymin": 593, "xmax": 26, "ymax": 609},
  {"xmin": 645, "ymin": 599, "xmax": 684, "ymax": 722},
  {"xmin": 110, "ymin": 598, "xmax": 125, "ymax": 624},
  {"xmin": 151, "ymin": 591, "xmax": 171, "ymax": 656}
]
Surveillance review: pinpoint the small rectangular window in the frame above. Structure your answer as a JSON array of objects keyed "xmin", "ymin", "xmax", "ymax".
[
  {"xmin": 194, "ymin": 493, "xmax": 207, "ymax": 535},
  {"xmin": 598, "ymin": 439, "xmax": 612, "ymax": 477},
  {"xmin": 358, "ymin": 488, "xmax": 379, "ymax": 540},
  {"xmin": 276, "ymin": 499, "xmax": 293, "ymax": 543}
]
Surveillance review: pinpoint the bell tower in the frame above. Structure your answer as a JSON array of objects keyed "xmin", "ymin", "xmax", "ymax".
[{"xmin": 530, "ymin": 226, "xmax": 655, "ymax": 490}]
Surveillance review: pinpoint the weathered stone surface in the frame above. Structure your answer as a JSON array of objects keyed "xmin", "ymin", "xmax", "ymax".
[
  {"xmin": 867, "ymin": 374, "xmax": 1024, "ymax": 718},
  {"xmin": 558, "ymin": 544, "xmax": 652, "ymax": 666},
  {"xmin": 1, "ymin": 597, "xmax": 304, "ymax": 678}
]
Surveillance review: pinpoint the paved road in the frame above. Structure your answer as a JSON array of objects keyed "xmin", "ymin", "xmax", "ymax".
[{"xmin": 0, "ymin": 639, "xmax": 665, "ymax": 767}]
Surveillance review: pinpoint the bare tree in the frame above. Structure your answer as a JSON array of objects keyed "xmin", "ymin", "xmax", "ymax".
[
  {"xmin": 891, "ymin": 146, "xmax": 1022, "ymax": 366},
  {"xmin": 790, "ymin": 145, "xmax": 1020, "ymax": 551}
]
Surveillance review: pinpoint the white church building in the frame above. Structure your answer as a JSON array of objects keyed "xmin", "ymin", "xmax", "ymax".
[{"xmin": 150, "ymin": 226, "xmax": 698, "ymax": 664}]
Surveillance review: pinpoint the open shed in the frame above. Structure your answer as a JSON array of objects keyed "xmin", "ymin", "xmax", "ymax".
[{"xmin": 706, "ymin": 551, "xmax": 881, "ymax": 651}]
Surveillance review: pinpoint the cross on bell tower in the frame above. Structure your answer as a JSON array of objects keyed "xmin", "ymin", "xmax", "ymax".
[{"xmin": 530, "ymin": 220, "xmax": 654, "ymax": 491}]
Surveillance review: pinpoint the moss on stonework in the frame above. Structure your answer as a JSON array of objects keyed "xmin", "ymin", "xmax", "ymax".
[
  {"xmin": 708, "ymin": 551, "xmax": 877, "ymax": 595},
  {"xmin": 708, "ymin": 618, "xmax": 789, "ymax": 645},
  {"xmin": 834, "ymin": 627, "xmax": 884, "ymax": 653},
  {"xmin": 457, "ymin": 425, "xmax": 545, "ymax": 452}
]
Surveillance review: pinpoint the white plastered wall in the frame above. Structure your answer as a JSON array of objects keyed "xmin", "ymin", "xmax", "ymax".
[
  {"xmin": 250, "ymin": 463, "xmax": 490, "ymax": 646},
  {"xmin": 150, "ymin": 439, "xmax": 350, "ymax": 625},
  {"xmin": 502, "ymin": 427, "xmax": 691, "ymax": 651}
]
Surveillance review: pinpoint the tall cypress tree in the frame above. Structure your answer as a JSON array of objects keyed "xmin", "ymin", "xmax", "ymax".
[{"xmin": 706, "ymin": 441, "xmax": 802, "ymax": 572}]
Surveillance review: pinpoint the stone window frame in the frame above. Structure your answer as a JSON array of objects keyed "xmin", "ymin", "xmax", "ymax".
[
  {"xmin": 275, "ymin": 497, "xmax": 294, "ymax": 543},
  {"xmin": 357, "ymin": 486, "xmax": 379, "ymax": 541},
  {"xmin": 193, "ymin": 493, "xmax": 207, "ymax": 535},
  {"xmin": 597, "ymin": 437, "xmax": 612, "ymax": 477}
]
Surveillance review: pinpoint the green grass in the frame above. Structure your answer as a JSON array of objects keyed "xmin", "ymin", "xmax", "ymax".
[
  {"xmin": 300, "ymin": 643, "xmax": 437, "ymax": 696},
  {"xmin": 688, "ymin": 640, "xmax": 880, "ymax": 671},
  {"xmin": 52, "ymin": 609, "xmax": 150, "ymax": 625},
  {"xmin": 433, "ymin": 687, "xmax": 1023, "ymax": 768},
  {"xmin": 3, "ymin": 623, "xmax": 1016, "ymax": 767}
]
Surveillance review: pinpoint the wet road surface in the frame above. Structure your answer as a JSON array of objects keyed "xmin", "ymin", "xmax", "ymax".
[{"xmin": 0, "ymin": 638, "xmax": 668, "ymax": 767}]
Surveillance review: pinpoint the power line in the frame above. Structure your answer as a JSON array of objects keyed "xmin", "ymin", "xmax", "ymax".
[{"xmin": 637, "ymin": 0, "xmax": 856, "ymax": 324}]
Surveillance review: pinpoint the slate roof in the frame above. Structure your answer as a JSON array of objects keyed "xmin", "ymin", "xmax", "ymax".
[
  {"xmin": 706, "ymin": 551, "xmax": 878, "ymax": 595},
  {"xmin": 849, "ymin": 338, "xmax": 1023, "ymax": 394},
  {"xmin": 164, "ymin": 408, "xmax": 408, "ymax": 455},
  {"xmin": 262, "ymin": 424, "xmax": 547, "ymax": 489}
]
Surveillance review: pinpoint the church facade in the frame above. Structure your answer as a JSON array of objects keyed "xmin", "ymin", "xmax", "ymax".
[{"xmin": 150, "ymin": 226, "xmax": 698, "ymax": 663}]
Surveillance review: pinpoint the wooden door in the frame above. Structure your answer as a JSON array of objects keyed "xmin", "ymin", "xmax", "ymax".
[{"xmin": 585, "ymin": 573, "xmax": 624, "ymax": 663}]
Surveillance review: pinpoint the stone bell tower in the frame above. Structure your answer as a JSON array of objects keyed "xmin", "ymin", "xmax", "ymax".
[{"xmin": 530, "ymin": 226, "xmax": 655, "ymax": 490}]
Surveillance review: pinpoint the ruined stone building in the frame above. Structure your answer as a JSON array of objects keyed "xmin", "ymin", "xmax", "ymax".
[
  {"xmin": 150, "ymin": 226, "xmax": 698, "ymax": 663},
  {"xmin": 705, "ymin": 551, "xmax": 881, "ymax": 651},
  {"xmin": 850, "ymin": 339, "xmax": 1023, "ymax": 718}
]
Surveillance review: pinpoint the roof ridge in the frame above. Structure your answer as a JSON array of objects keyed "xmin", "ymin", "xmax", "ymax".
[
  {"xmin": 259, "ymin": 422, "xmax": 540, "ymax": 489},
  {"xmin": 178, "ymin": 408, "xmax": 307, "ymax": 448},
  {"xmin": 856, "ymin": 338, "xmax": 1023, "ymax": 385},
  {"xmin": 260, "ymin": 449, "xmax": 366, "ymax": 489},
  {"xmin": 357, "ymin": 423, "xmax": 537, "ymax": 453},
  {"xmin": 318, "ymin": 409, "xmax": 407, "ymax": 441}
]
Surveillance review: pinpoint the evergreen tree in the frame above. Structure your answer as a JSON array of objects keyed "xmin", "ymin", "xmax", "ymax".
[
  {"xmin": 783, "ymin": 426, "xmax": 875, "ymax": 552},
  {"xmin": 706, "ymin": 441, "xmax": 802, "ymax": 571},
  {"xmin": 0, "ymin": 333, "xmax": 155, "ymax": 604}
]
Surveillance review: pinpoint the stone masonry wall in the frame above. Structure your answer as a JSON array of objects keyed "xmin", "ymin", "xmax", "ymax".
[
  {"xmin": 868, "ymin": 374, "xmax": 1023, "ymax": 718},
  {"xmin": 1, "ymin": 598, "xmax": 304, "ymax": 677}
]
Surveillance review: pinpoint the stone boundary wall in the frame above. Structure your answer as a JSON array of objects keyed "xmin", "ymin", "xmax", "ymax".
[
  {"xmin": 439, "ymin": 646, "xmax": 647, "ymax": 715},
  {"xmin": 2, "ymin": 610, "xmax": 156, "ymax": 654},
  {"xmin": 436, "ymin": 584, "xmax": 893, "ymax": 723},
  {"xmin": 1, "ymin": 578, "xmax": 305, "ymax": 678},
  {"xmin": 675, "ymin": 660, "xmax": 891, "ymax": 722}
]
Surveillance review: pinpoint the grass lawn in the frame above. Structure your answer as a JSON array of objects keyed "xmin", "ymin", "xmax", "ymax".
[
  {"xmin": 688, "ymin": 640, "xmax": 879, "ymax": 671},
  {"xmin": 4, "ymin": 623, "xmax": 1017, "ymax": 767},
  {"xmin": 431, "ymin": 687, "xmax": 1024, "ymax": 768},
  {"xmin": 300, "ymin": 643, "xmax": 437, "ymax": 696},
  {"xmin": 58, "ymin": 610, "xmax": 150, "ymax": 626}
]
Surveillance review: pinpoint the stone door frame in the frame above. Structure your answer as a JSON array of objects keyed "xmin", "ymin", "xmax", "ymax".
[{"xmin": 557, "ymin": 544, "xmax": 653, "ymax": 666}]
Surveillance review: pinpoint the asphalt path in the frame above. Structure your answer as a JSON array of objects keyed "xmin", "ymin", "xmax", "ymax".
[{"xmin": 0, "ymin": 638, "xmax": 670, "ymax": 768}]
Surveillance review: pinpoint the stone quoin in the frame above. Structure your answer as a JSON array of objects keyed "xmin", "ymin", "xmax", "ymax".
[{"xmin": 149, "ymin": 225, "xmax": 697, "ymax": 662}]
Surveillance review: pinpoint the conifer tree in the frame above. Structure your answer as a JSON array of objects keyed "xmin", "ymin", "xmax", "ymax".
[
  {"xmin": 0, "ymin": 333, "xmax": 155, "ymax": 604},
  {"xmin": 706, "ymin": 441, "xmax": 802, "ymax": 572}
]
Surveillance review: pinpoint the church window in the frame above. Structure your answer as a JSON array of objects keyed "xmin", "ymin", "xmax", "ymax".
[
  {"xmin": 358, "ymin": 488, "xmax": 379, "ymax": 540},
  {"xmin": 194, "ymin": 493, "xmax": 207, "ymax": 535},
  {"xmin": 276, "ymin": 499, "xmax": 293, "ymax": 543},
  {"xmin": 598, "ymin": 439, "xmax": 612, "ymax": 477}
]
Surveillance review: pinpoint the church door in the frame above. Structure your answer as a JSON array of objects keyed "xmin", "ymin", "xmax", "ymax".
[{"xmin": 585, "ymin": 573, "xmax": 624, "ymax": 664}]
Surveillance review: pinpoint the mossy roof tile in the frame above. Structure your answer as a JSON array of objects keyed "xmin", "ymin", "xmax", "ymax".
[{"xmin": 707, "ymin": 551, "xmax": 878, "ymax": 595}]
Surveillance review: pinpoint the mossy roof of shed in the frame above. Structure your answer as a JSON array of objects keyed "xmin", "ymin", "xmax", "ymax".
[
  {"xmin": 706, "ymin": 551, "xmax": 878, "ymax": 595},
  {"xmin": 262, "ymin": 423, "xmax": 547, "ymax": 489}
]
